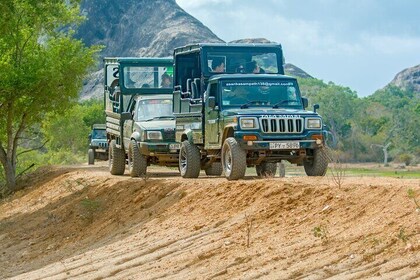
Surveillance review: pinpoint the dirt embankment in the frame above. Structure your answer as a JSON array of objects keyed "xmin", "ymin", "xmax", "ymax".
[{"xmin": 0, "ymin": 165, "xmax": 419, "ymax": 279}]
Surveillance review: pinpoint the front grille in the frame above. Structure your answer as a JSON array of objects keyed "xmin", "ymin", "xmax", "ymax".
[
  {"xmin": 163, "ymin": 129, "xmax": 176, "ymax": 140},
  {"xmin": 260, "ymin": 117, "xmax": 303, "ymax": 133},
  {"xmin": 98, "ymin": 142, "xmax": 108, "ymax": 148}
]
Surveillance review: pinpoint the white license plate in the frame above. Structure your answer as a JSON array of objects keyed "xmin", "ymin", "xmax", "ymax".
[
  {"xmin": 169, "ymin": 143, "xmax": 181, "ymax": 150},
  {"xmin": 269, "ymin": 141, "xmax": 300, "ymax": 150}
]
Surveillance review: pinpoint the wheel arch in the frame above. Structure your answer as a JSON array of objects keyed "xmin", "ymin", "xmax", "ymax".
[{"xmin": 221, "ymin": 126, "xmax": 235, "ymax": 143}]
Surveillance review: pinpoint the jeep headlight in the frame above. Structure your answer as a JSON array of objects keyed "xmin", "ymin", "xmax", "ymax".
[
  {"xmin": 306, "ymin": 118, "xmax": 322, "ymax": 129},
  {"xmin": 146, "ymin": 131, "xmax": 162, "ymax": 140},
  {"xmin": 240, "ymin": 118, "xmax": 257, "ymax": 129}
]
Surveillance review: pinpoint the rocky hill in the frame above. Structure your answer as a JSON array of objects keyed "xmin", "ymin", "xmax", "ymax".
[
  {"xmin": 388, "ymin": 64, "xmax": 420, "ymax": 92},
  {"xmin": 78, "ymin": 0, "xmax": 223, "ymax": 99},
  {"xmin": 77, "ymin": 2, "xmax": 313, "ymax": 100},
  {"xmin": 284, "ymin": 63, "xmax": 313, "ymax": 79},
  {"xmin": 77, "ymin": 0, "xmax": 222, "ymax": 57}
]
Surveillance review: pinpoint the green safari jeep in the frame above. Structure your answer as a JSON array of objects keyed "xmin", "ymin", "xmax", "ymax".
[
  {"xmin": 88, "ymin": 124, "xmax": 108, "ymax": 165},
  {"xmin": 172, "ymin": 43, "xmax": 328, "ymax": 180},
  {"xmin": 104, "ymin": 57, "xmax": 179, "ymax": 176}
]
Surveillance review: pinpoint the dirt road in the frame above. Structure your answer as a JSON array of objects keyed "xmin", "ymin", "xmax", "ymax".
[{"xmin": 0, "ymin": 164, "xmax": 419, "ymax": 279}]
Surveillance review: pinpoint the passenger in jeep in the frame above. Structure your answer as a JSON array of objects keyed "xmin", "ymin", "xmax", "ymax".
[
  {"xmin": 246, "ymin": 60, "xmax": 265, "ymax": 74},
  {"xmin": 160, "ymin": 73, "xmax": 172, "ymax": 88},
  {"xmin": 212, "ymin": 57, "xmax": 225, "ymax": 73}
]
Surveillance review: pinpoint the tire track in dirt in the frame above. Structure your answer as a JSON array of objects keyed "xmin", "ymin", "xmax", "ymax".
[{"xmin": 1, "ymin": 165, "xmax": 419, "ymax": 279}]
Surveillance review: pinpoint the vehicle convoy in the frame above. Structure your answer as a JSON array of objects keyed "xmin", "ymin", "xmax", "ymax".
[
  {"xmin": 173, "ymin": 43, "xmax": 328, "ymax": 180},
  {"xmin": 88, "ymin": 124, "xmax": 108, "ymax": 165},
  {"xmin": 104, "ymin": 57, "xmax": 179, "ymax": 177}
]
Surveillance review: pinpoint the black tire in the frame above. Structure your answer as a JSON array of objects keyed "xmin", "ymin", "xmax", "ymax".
[
  {"xmin": 222, "ymin": 137, "xmax": 246, "ymax": 180},
  {"xmin": 179, "ymin": 141, "xmax": 201, "ymax": 178},
  {"xmin": 88, "ymin": 149, "xmax": 95, "ymax": 165},
  {"xmin": 278, "ymin": 161, "xmax": 286, "ymax": 177},
  {"xmin": 128, "ymin": 140, "xmax": 147, "ymax": 177},
  {"xmin": 255, "ymin": 162, "xmax": 277, "ymax": 177},
  {"xmin": 205, "ymin": 162, "xmax": 223, "ymax": 176},
  {"xmin": 109, "ymin": 140, "xmax": 126, "ymax": 175},
  {"xmin": 304, "ymin": 148, "xmax": 328, "ymax": 176}
]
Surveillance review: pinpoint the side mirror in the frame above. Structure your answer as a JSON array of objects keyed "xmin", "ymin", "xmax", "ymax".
[
  {"xmin": 120, "ymin": 112, "xmax": 132, "ymax": 121},
  {"xmin": 208, "ymin": 96, "xmax": 216, "ymax": 109},
  {"xmin": 313, "ymin": 104, "xmax": 320, "ymax": 113},
  {"xmin": 301, "ymin": 97, "xmax": 308, "ymax": 109}
]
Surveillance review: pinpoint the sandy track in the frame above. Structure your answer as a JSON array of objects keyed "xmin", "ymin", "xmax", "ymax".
[{"xmin": 0, "ymin": 165, "xmax": 419, "ymax": 279}]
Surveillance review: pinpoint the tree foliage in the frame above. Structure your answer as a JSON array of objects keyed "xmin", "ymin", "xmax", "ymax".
[
  {"xmin": 0, "ymin": 0, "xmax": 101, "ymax": 192},
  {"xmin": 42, "ymin": 100, "xmax": 105, "ymax": 155},
  {"xmin": 298, "ymin": 77, "xmax": 419, "ymax": 163}
]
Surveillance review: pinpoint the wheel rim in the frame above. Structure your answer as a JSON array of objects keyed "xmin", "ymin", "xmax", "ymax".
[
  {"xmin": 109, "ymin": 145, "xmax": 113, "ymax": 170},
  {"xmin": 128, "ymin": 145, "xmax": 133, "ymax": 171},
  {"xmin": 180, "ymin": 146, "xmax": 187, "ymax": 174},
  {"xmin": 224, "ymin": 145, "xmax": 232, "ymax": 175}
]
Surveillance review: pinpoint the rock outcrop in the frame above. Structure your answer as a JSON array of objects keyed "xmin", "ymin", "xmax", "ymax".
[
  {"xmin": 77, "ymin": 0, "xmax": 222, "ymax": 57},
  {"xmin": 77, "ymin": 0, "xmax": 223, "ymax": 99},
  {"xmin": 77, "ymin": 1, "xmax": 315, "ymax": 99},
  {"xmin": 284, "ymin": 63, "xmax": 313, "ymax": 79},
  {"xmin": 388, "ymin": 64, "xmax": 420, "ymax": 92}
]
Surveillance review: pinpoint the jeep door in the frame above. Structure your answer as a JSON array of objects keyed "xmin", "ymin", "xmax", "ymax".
[{"xmin": 204, "ymin": 83, "xmax": 220, "ymax": 148}]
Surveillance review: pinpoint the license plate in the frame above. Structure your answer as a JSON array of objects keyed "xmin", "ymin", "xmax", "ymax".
[
  {"xmin": 269, "ymin": 141, "xmax": 300, "ymax": 150},
  {"xmin": 169, "ymin": 143, "xmax": 181, "ymax": 150}
]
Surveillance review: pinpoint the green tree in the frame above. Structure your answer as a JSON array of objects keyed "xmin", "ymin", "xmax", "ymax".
[
  {"xmin": 368, "ymin": 86, "xmax": 420, "ymax": 158},
  {"xmin": 0, "ymin": 0, "xmax": 100, "ymax": 192},
  {"xmin": 42, "ymin": 100, "xmax": 105, "ymax": 156}
]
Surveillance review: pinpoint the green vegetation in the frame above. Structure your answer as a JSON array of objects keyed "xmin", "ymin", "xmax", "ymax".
[
  {"xmin": 0, "ymin": 0, "xmax": 101, "ymax": 193},
  {"xmin": 313, "ymin": 225, "xmax": 329, "ymax": 244},
  {"xmin": 407, "ymin": 189, "xmax": 420, "ymax": 211},
  {"xmin": 42, "ymin": 100, "xmax": 105, "ymax": 164},
  {"xmin": 298, "ymin": 77, "xmax": 419, "ymax": 164},
  {"xmin": 79, "ymin": 198, "xmax": 102, "ymax": 224},
  {"xmin": 343, "ymin": 168, "xmax": 420, "ymax": 178}
]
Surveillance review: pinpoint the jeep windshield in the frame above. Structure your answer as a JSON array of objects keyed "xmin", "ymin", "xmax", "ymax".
[
  {"xmin": 220, "ymin": 80, "xmax": 302, "ymax": 109},
  {"xmin": 92, "ymin": 129, "xmax": 106, "ymax": 139},
  {"xmin": 205, "ymin": 49, "xmax": 281, "ymax": 75},
  {"xmin": 136, "ymin": 99, "xmax": 174, "ymax": 121},
  {"xmin": 123, "ymin": 66, "xmax": 173, "ymax": 89}
]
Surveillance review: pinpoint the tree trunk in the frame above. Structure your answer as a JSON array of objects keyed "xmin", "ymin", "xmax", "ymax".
[
  {"xmin": 0, "ymin": 144, "xmax": 17, "ymax": 192},
  {"xmin": 383, "ymin": 143, "xmax": 391, "ymax": 167},
  {"xmin": 4, "ymin": 161, "xmax": 17, "ymax": 192}
]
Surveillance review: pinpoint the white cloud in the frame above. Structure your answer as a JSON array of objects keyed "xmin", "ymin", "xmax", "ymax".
[
  {"xmin": 362, "ymin": 34, "xmax": 420, "ymax": 55},
  {"xmin": 175, "ymin": 0, "xmax": 420, "ymax": 96},
  {"xmin": 204, "ymin": 8, "xmax": 362, "ymax": 57}
]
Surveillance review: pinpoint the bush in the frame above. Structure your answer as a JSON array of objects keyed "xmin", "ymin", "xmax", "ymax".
[{"xmin": 397, "ymin": 154, "xmax": 412, "ymax": 166}]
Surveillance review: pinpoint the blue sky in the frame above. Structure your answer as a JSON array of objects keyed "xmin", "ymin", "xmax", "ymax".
[{"xmin": 176, "ymin": 0, "xmax": 420, "ymax": 97}]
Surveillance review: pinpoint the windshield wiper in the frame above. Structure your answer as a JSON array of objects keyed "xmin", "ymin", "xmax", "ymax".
[
  {"xmin": 143, "ymin": 116, "xmax": 174, "ymax": 122},
  {"xmin": 153, "ymin": 116, "xmax": 174, "ymax": 120},
  {"xmin": 240, "ymin": 100, "xmax": 268, "ymax": 109},
  {"xmin": 272, "ymin": 99, "xmax": 299, "ymax": 108}
]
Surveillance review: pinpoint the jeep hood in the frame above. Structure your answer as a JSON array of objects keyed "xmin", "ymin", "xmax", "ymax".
[
  {"xmin": 222, "ymin": 108, "xmax": 320, "ymax": 117},
  {"xmin": 135, "ymin": 119, "xmax": 175, "ymax": 130}
]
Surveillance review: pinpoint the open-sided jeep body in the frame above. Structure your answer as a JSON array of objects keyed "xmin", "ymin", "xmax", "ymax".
[
  {"xmin": 88, "ymin": 124, "xmax": 108, "ymax": 165},
  {"xmin": 173, "ymin": 43, "xmax": 328, "ymax": 180},
  {"xmin": 104, "ymin": 57, "xmax": 179, "ymax": 177}
]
